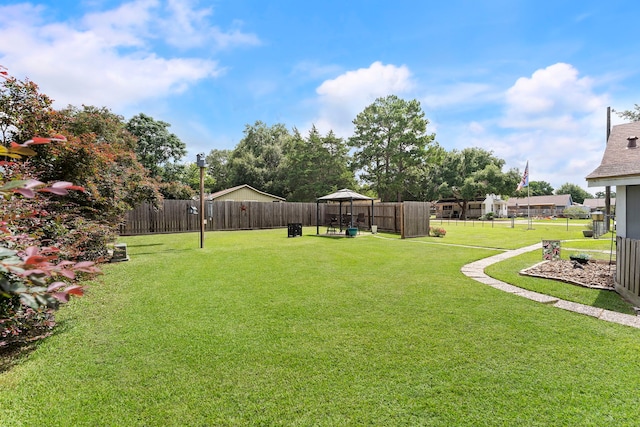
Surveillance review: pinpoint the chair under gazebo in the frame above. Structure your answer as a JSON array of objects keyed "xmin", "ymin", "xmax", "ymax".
[{"xmin": 316, "ymin": 189, "xmax": 375, "ymax": 235}]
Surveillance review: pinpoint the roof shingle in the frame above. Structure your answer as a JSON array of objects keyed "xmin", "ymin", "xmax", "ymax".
[{"xmin": 586, "ymin": 121, "xmax": 640, "ymax": 181}]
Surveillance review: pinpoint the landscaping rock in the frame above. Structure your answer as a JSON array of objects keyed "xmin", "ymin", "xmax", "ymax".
[{"xmin": 521, "ymin": 260, "xmax": 615, "ymax": 290}]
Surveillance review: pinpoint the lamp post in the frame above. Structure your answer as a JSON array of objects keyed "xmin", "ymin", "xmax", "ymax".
[{"xmin": 196, "ymin": 153, "xmax": 206, "ymax": 248}]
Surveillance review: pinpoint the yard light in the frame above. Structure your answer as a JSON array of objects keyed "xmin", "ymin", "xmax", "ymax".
[{"xmin": 197, "ymin": 153, "xmax": 206, "ymax": 248}]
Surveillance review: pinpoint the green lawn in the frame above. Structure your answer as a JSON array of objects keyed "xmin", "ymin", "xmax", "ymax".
[{"xmin": 2, "ymin": 227, "xmax": 640, "ymax": 426}]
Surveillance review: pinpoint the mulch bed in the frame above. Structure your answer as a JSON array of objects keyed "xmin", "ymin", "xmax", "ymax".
[{"xmin": 521, "ymin": 259, "xmax": 616, "ymax": 290}]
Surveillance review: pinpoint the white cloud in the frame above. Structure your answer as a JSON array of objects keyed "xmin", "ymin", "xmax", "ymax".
[
  {"xmin": 312, "ymin": 61, "xmax": 414, "ymax": 136},
  {"xmin": 503, "ymin": 63, "xmax": 606, "ymax": 128},
  {"xmin": 458, "ymin": 63, "xmax": 610, "ymax": 191},
  {"xmin": 82, "ymin": 0, "xmax": 158, "ymax": 48},
  {"xmin": 162, "ymin": 1, "xmax": 260, "ymax": 49},
  {"xmin": 0, "ymin": 1, "xmax": 258, "ymax": 109}
]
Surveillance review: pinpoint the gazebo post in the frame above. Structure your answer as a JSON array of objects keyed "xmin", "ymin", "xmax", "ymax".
[
  {"xmin": 371, "ymin": 199, "xmax": 374, "ymax": 230},
  {"xmin": 350, "ymin": 198, "xmax": 354, "ymax": 227}
]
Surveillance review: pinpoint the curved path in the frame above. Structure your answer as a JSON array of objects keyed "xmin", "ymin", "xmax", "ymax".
[{"xmin": 461, "ymin": 242, "xmax": 640, "ymax": 329}]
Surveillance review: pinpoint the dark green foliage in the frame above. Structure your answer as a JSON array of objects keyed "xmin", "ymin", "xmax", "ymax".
[
  {"xmin": 515, "ymin": 180, "xmax": 554, "ymax": 197},
  {"xmin": 126, "ymin": 113, "xmax": 187, "ymax": 177},
  {"xmin": 227, "ymin": 121, "xmax": 290, "ymax": 197},
  {"xmin": 205, "ymin": 149, "xmax": 232, "ymax": 193},
  {"xmin": 432, "ymin": 147, "xmax": 519, "ymax": 218},
  {"xmin": 349, "ymin": 95, "xmax": 438, "ymax": 202},
  {"xmin": 158, "ymin": 180, "xmax": 195, "ymax": 200},
  {"xmin": 282, "ymin": 126, "xmax": 355, "ymax": 201},
  {"xmin": 555, "ymin": 182, "xmax": 593, "ymax": 204}
]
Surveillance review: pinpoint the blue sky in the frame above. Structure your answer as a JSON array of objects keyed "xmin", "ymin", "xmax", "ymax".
[{"xmin": 2, "ymin": 0, "xmax": 639, "ymax": 193}]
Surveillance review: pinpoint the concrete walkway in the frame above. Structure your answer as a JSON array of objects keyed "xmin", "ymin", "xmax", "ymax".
[{"xmin": 461, "ymin": 243, "xmax": 640, "ymax": 329}]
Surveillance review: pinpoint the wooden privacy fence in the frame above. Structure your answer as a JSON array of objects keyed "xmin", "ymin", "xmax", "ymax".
[
  {"xmin": 119, "ymin": 199, "xmax": 430, "ymax": 237},
  {"xmin": 616, "ymin": 236, "xmax": 640, "ymax": 306},
  {"xmin": 401, "ymin": 201, "xmax": 431, "ymax": 238}
]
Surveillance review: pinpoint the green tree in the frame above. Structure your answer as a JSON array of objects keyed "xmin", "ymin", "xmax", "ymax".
[
  {"xmin": 282, "ymin": 126, "xmax": 355, "ymax": 201},
  {"xmin": 617, "ymin": 104, "xmax": 640, "ymax": 121},
  {"xmin": 433, "ymin": 148, "xmax": 519, "ymax": 219},
  {"xmin": 0, "ymin": 77, "xmax": 54, "ymax": 145},
  {"xmin": 562, "ymin": 205, "xmax": 590, "ymax": 219},
  {"xmin": 595, "ymin": 190, "xmax": 616, "ymax": 198},
  {"xmin": 158, "ymin": 180, "xmax": 195, "ymax": 200},
  {"xmin": 555, "ymin": 183, "xmax": 593, "ymax": 204},
  {"xmin": 205, "ymin": 149, "xmax": 232, "ymax": 193},
  {"xmin": 58, "ymin": 105, "xmax": 136, "ymax": 149},
  {"xmin": 158, "ymin": 162, "xmax": 188, "ymax": 184},
  {"xmin": 228, "ymin": 121, "xmax": 290, "ymax": 197},
  {"xmin": 125, "ymin": 113, "xmax": 187, "ymax": 177},
  {"xmin": 514, "ymin": 180, "xmax": 554, "ymax": 197},
  {"xmin": 349, "ymin": 95, "xmax": 438, "ymax": 202},
  {"xmin": 183, "ymin": 162, "xmax": 215, "ymax": 193}
]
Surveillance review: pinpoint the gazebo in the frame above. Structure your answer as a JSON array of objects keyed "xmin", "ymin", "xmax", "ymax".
[{"xmin": 316, "ymin": 188, "xmax": 375, "ymax": 235}]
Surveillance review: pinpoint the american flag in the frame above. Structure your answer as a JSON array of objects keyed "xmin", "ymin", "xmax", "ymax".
[{"xmin": 516, "ymin": 161, "xmax": 529, "ymax": 191}]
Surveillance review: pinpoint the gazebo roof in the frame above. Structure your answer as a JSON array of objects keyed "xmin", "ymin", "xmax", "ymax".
[{"xmin": 317, "ymin": 188, "xmax": 373, "ymax": 202}]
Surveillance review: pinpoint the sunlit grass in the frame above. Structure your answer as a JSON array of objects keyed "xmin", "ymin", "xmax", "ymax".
[{"xmin": 1, "ymin": 227, "xmax": 639, "ymax": 426}]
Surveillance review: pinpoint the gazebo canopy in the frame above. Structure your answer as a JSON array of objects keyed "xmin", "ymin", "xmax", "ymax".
[
  {"xmin": 316, "ymin": 188, "xmax": 373, "ymax": 202},
  {"xmin": 316, "ymin": 189, "xmax": 374, "ymax": 234}
]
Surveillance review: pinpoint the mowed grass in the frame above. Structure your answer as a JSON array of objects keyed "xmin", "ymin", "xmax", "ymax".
[{"xmin": 2, "ymin": 227, "xmax": 640, "ymax": 426}]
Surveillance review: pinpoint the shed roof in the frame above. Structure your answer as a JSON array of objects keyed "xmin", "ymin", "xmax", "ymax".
[
  {"xmin": 209, "ymin": 184, "xmax": 286, "ymax": 201},
  {"xmin": 586, "ymin": 121, "xmax": 640, "ymax": 185}
]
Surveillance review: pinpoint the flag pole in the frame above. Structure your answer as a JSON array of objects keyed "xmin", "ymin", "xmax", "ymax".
[
  {"xmin": 527, "ymin": 179, "xmax": 531, "ymax": 230},
  {"xmin": 516, "ymin": 160, "xmax": 530, "ymax": 230}
]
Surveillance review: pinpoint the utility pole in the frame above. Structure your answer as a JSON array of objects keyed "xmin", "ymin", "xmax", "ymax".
[{"xmin": 605, "ymin": 107, "xmax": 611, "ymax": 233}]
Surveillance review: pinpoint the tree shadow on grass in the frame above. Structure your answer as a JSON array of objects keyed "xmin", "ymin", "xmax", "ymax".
[
  {"xmin": 0, "ymin": 316, "xmax": 74, "ymax": 373},
  {"xmin": 0, "ymin": 340, "xmax": 41, "ymax": 373},
  {"xmin": 130, "ymin": 248, "xmax": 193, "ymax": 256}
]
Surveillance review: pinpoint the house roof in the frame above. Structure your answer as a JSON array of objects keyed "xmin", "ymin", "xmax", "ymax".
[
  {"xmin": 434, "ymin": 197, "xmax": 486, "ymax": 203},
  {"xmin": 582, "ymin": 198, "xmax": 616, "ymax": 209},
  {"xmin": 209, "ymin": 184, "xmax": 286, "ymax": 201},
  {"xmin": 506, "ymin": 194, "xmax": 573, "ymax": 207},
  {"xmin": 586, "ymin": 121, "xmax": 640, "ymax": 184}
]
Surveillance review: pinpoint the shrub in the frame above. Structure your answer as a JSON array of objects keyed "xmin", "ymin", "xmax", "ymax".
[
  {"xmin": 569, "ymin": 253, "xmax": 591, "ymax": 264},
  {"xmin": 0, "ymin": 133, "xmax": 100, "ymax": 348},
  {"xmin": 562, "ymin": 206, "xmax": 590, "ymax": 219},
  {"xmin": 429, "ymin": 226, "xmax": 447, "ymax": 237}
]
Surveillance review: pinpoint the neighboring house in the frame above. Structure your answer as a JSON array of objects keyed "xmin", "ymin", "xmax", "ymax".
[
  {"xmin": 586, "ymin": 120, "xmax": 640, "ymax": 306},
  {"xmin": 506, "ymin": 194, "xmax": 573, "ymax": 217},
  {"xmin": 434, "ymin": 197, "xmax": 483, "ymax": 219},
  {"xmin": 208, "ymin": 184, "xmax": 286, "ymax": 202},
  {"xmin": 434, "ymin": 198, "xmax": 463, "ymax": 219},
  {"xmin": 482, "ymin": 194, "xmax": 508, "ymax": 218},
  {"xmin": 434, "ymin": 194, "xmax": 507, "ymax": 219},
  {"xmin": 583, "ymin": 197, "xmax": 616, "ymax": 213}
]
